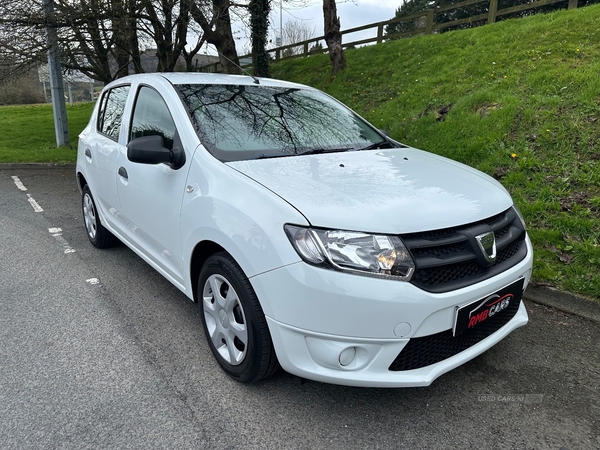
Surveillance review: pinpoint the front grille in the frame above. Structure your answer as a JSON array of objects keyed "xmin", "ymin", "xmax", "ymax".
[
  {"xmin": 402, "ymin": 207, "xmax": 527, "ymax": 293},
  {"xmin": 388, "ymin": 300, "xmax": 521, "ymax": 371}
]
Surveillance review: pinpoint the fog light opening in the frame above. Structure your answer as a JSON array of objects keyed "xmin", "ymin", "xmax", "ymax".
[{"xmin": 339, "ymin": 347, "xmax": 357, "ymax": 367}]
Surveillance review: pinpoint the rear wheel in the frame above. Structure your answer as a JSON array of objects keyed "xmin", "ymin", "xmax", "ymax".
[
  {"xmin": 198, "ymin": 252, "xmax": 279, "ymax": 383},
  {"xmin": 81, "ymin": 185, "xmax": 117, "ymax": 248}
]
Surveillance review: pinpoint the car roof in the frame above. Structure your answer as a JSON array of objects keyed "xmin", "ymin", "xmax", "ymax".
[{"xmin": 106, "ymin": 72, "xmax": 312, "ymax": 90}]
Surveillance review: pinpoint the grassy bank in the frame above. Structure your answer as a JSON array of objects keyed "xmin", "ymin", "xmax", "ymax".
[
  {"xmin": 272, "ymin": 6, "xmax": 600, "ymax": 299},
  {"xmin": 0, "ymin": 102, "xmax": 94, "ymax": 163}
]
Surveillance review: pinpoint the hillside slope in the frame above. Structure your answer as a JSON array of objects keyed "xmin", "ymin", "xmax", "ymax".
[{"xmin": 272, "ymin": 5, "xmax": 600, "ymax": 299}]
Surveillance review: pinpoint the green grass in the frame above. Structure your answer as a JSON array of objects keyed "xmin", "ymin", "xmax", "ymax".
[
  {"xmin": 0, "ymin": 102, "xmax": 94, "ymax": 163},
  {"xmin": 272, "ymin": 5, "xmax": 600, "ymax": 300}
]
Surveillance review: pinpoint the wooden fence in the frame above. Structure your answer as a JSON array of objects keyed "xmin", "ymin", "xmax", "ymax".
[{"xmin": 202, "ymin": 0, "xmax": 581, "ymax": 73}]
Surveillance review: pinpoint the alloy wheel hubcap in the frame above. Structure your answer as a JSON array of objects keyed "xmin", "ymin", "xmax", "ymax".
[
  {"xmin": 83, "ymin": 193, "xmax": 97, "ymax": 239},
  {"xmin": 202, "ymin": 274, "xmax": 248, "ymax": 365}
]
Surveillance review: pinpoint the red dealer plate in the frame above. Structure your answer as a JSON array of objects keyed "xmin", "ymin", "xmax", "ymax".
[{"xmin": 453, "ymin": 278, "xmax": 525, "ymax": 337}]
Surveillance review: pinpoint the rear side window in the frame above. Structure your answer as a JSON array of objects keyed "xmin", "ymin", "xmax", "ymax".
[
  {"xmin": 130, "ymin": 86, "xmax": 176, "ymax": 150},
  {"xmin": 97, "ymin": 85, "xmax": 130, "ymax": 141}
]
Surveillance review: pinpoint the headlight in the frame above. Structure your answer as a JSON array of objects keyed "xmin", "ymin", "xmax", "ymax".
[{"xmin": 285, "ymin": 225, "xmax": 415, "ymax": 280}]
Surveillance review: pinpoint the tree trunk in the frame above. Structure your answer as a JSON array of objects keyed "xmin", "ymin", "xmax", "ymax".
[
  {"xmin": 323, "ymin": 0, "xmax": 346, "ymax": 76},
  {"xmin": 249, "ymin": 0, "xmax": 270, "ymax": 78},
  {"xmin": 112, "ymin": 0, "xmax": 131, "ymax": 78},
  {"xmin": 190, "ymin": 0, "xmax": 241, "ymax": 74},
  {"xmin": 129, "ymin": 14, "xmax": 143, "ymax": 74},
  {"xmin": 212, "ymin": 23, "xmax": 241, "ymax": 75}
]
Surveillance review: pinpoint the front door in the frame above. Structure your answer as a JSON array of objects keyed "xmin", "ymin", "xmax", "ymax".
[{"xmin": 116, "ymin": 85, "xmax": 189, "ymax": 287}]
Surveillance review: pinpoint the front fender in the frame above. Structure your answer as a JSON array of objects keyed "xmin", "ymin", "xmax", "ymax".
[{"xmin": 180, "ymin": 149, "xmax": 308, "ymax": 304}]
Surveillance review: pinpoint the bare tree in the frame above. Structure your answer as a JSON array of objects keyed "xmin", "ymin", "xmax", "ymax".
[
  {"xmin": 0, "ymin": 0, "xmax": 140, "ymax": 83},
  {"xmin": 323, "ymin": 0, "xmax": 346, "ymax": 75},
  {"xmin": 56, "ymin": 0, "xmax": 135, "ymax": 83},
  {"xmin": 281, "ymin": 19, "xmax": 316, "ymax": 56},
  {"xmin": 0, "ymin": 0, "xmax": 242, "ymax": 82},
  {"xmin": 0, "ymin": 0, "xmax": 48, "ymax": 82},
  {"xmin": 140, "ymin": 0, "xmax": 201, "ymax": 72}
]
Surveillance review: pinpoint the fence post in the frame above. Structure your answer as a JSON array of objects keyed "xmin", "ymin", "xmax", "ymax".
[
  {"xmin": 425, "ymin": 10, "xmax": 434, "ymax": 34},
  {"xmin": 488, "ymin": 0, "xmax": 498, "ymax": 24},
  {"xmin": 377, "ymin": 24, "xmax": 384, "ymax": 44},
  {"xmin": 276, "ymin": 49, "xmax": 280, "ymax": 61},
  {"xmin": 568, "ymin": 0, "xmax": 577, "ymax": 8},
  {"xmin": 304, "ymin": 42, "xmax": 309, "ymax": 56}
]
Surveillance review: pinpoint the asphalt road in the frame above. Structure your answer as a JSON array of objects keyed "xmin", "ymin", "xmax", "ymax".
[{"xmin": 1, "ymin": 166, "xmax": 599, "ymax": 450}]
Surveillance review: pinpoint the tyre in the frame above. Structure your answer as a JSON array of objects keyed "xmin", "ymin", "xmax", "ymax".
[
  {"xmin": 198, "ymin": 252, "xmax": 279, "ymax": 383},
  {"xmin": 81, "ymin": 185, "xmax": 117, "ymax": 248}
]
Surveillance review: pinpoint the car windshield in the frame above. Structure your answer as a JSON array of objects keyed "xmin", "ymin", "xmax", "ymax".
[{"xmin": 175, "ymin": 84, "xmax": 389, "ymax": 162}]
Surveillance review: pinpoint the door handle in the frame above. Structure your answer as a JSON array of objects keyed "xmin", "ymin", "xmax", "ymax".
[{"xmin": 118, "ymin": 166, "xmax": 128, "ymax": 179}]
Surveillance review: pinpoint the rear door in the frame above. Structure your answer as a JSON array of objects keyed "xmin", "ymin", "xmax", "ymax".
[{"xmin": 82, "ymin": 84, "xmax": 130, "ymax": 232}]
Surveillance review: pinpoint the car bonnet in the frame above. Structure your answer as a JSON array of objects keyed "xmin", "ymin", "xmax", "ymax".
[{"xmin": 226, "ymin": 148, "xmax": 513, "ymax": 234}]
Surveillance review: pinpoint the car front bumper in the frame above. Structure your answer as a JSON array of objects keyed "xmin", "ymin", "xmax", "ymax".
[{"xmin": 250, "ymin": 236, "xmax": 533, "ymax": 387}]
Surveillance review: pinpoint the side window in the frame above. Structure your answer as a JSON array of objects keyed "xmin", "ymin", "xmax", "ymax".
[
  {"xmin": 130, "ymin": 86, "xmax": 176, "ymax": 150},
  {"xmin": 97, "ymin": 85, "xmax": 130, "ymax": 141}
]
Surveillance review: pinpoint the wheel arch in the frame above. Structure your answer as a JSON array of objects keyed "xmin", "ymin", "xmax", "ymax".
[
  {"xmin": 190, "ymin": 240, "xmax": 227, "ymax": 303},
  {"xmin": 77, "ymin": 172, "xmax": 88, "ymax": 192}
]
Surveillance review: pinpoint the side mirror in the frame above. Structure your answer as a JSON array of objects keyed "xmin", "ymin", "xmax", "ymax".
[{"xmin": 127, "ymin": 135, "xmax": 185, "ymax": 170}]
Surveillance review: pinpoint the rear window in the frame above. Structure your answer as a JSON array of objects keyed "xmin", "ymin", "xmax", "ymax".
[{"xmin": 97, "ymin": 85, "xmax": 130, "ymax": 141}]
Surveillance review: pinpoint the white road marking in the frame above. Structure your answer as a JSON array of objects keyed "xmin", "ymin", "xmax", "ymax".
[
  {"xmin": 48, "ymin": 227, "xmax": 75, "ymax": 254},
  {"xmin": 27, "ymin": 194, "xmax": 43, "ymax": 212},
  {"xmin": 12, "ymin": 175, "xmax": 44, "ymax": 213},
  {"xmin": 86, "ymin": 278, "xmax": 100, "ymax": 285},
  {"xmin": 11, "ymin": 176, "xmax": 27, "ymax": 191},
  {"xmin": 14, "ymin": 179, "xmax": 74, "ymax": 253}
]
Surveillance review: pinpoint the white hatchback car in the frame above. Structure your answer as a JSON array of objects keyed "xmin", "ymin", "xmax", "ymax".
[{"xmin": 76, "ymin": 73, "xmax": 533, "ymax": 387}]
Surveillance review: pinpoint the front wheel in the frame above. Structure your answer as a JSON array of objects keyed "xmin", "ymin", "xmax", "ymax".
[
  {"xmin": 81, "ymin": 185, "xmax": 117, "ymax": 248},
  {"xmin": 198, "ymin": 252, "xmax": 279, "ymax": 383}
]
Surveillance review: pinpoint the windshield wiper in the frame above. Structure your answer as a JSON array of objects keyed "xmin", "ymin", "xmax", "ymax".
[
  {"xmin": 250, "ymin": 149, "xmax": 348, "ymax": 159},
  {"xmin": 355, "ymin": 141, "xmax": 394, "ymax": 151},
  {"xmin": 249, "ymin": 146, "xmax": 361, "ymax": 160},
  {"xmin": 296, "ymin": 147, "xmax": 354, "ymax": 156},
  {"xmin": 251, "ymin": 153, "xmax": 288, "ymax": 160}
]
